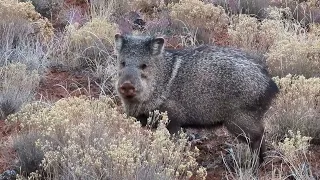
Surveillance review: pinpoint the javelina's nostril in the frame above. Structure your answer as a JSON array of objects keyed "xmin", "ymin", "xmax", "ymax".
[{"xmin": 119, "ymin": 81, "xmax": 136, "ymax": 97}]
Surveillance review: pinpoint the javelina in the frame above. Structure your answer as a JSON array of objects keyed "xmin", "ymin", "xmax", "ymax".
[{"xmin": 114, "ymin": 34, "xmax": 279, "ymax": 163}]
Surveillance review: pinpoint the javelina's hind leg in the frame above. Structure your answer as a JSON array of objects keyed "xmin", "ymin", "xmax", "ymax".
[
  {"xmin": 166, "ymin": 120, "xmax": 182, "ymax": 135},
  {"xmin": 225, "ymin": 111, "xmax": 266, "ymax": 164}
]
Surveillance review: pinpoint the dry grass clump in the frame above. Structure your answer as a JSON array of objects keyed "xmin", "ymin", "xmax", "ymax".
[
  {"xmin": 0, "ymin": 38, "xmax": 50, "ymax": 75},
  {"xmin": 55, "ymin": 17, "xmax": 118, "ymax": 71},
  {"xmin": 228, "ymin": 14, "xmax": 267, "ymax": 53},
  {"xmin": 130, "ymin": 0, "xmax": 165, "ymax": 16},
  {"xmin": 67, "ymin": 17, "xmax": 117, "ymax": 49},
  {"xmin": 90, "ymin": 0, "xmax": 131, "ymax": 20},
  {"xmin": 19, "ymin": 0, "xmax": 64, "ymax": 19},
  {"xmin": 12, "ymin": 132, "xmax": 45, "ymax": 176},
  {"xmin": 223, "ymin": 142, "xmax": 260, "ymax": 179},
  {"xmin": 265, "ymin": 75, "xmax": 320, "ymax": 144},
  {"xmin": 266, "ymin": 29, "xmax": 320, "ymax": 78},
  {"xmin": 0, "ymin": 63, "xmax": 40, "ymax": 120},
  {"xmin": 228, "ymin": 7, "xmax": 320, "ymax": 77},
  {"xmin": 0, "ymin": 0, "xmax": 54, "ymax": 43},
  {"xmin": 169, "ymin": 0, "xmax": 229, "ymax": 44},
  {"xmin": 271, "ymin": 130, "xmax": 315, "ymax": 179},
  {"xmin": 306, "ymin": 0, "xmax": 320, "ymax": 7},
  {"xmin": 8, "ymin": 96, "xmax": 207, "ymax": 179},
  {"xmin": 53, "ymin": 17, "xmax": 118, "ymax": 94},
  {"xmin": 0, "ymin": 0, "xmax": 53, "ymax": 74},
  {"xmin": 308, "ymin": 23, "xmax": 320, "ymax": 36},
  {"xmin": 228, "ymin": 7, "xmax": 300, "ymax": 54},
  {"xmin": 223, "ymin": 130, "xmax": 315, "ymax": 179},
  {"xmin": 58, "ymin": 18, "xmax": 117, "ymax": 68}
]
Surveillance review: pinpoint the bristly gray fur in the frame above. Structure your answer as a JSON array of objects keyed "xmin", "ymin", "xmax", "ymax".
[{"xmin": 114, "ymin": 34, "xmax": 279, "ymax": 163}]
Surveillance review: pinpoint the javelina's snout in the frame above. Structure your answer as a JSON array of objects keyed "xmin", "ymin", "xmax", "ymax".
[{"xmin": 119, "ymin": 81, "xmax": 136, "ymax": 98}]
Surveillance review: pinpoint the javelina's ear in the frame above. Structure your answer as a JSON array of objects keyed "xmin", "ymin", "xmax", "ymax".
[
  {"xmin": 114, "ymin": 33, "xmax": 123, "ymax": 54},
  {"xmin": 150, "ymin": 37, "xmax": 165, "ymax": 55}
]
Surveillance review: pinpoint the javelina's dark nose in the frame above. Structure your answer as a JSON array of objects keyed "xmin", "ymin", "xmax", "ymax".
[{"xmin": 119, "ymin": 81, "xmax": 136, "ymax": 98}]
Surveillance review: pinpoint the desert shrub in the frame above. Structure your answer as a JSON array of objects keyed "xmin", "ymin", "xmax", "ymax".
[
  {"xmin": 53, "ymin": 17, "xmax": 118, "ymax": 95},
  {"xmin": 0, "ymin": 38, "xmax": 51, "ymax": 76},
  {"xmin": 272, "ymin": 130, "xmax": 315, "ymax": 179},
  {"xmin": 67, "ymin": 17, "xmax": 117, "ymax": 51},
  {"xmin": 265, "ymin": 75, "xmax": 320, "ymax": 144},
  {"xmin": 309, "ymin": 23, "xmax": 320, "ymax": 36},
  {"xmin": 169, "ymin": 0, "xmax": 229, "ymax": 44},
  {"xmin": 13, "ymin": 132, "xmax": 45, "ymax": 176},
  {"xmin": 19, "ymin": 0, "xmax": 64, "ymax": 19},
  {"xmin": 276, "ymin": 130, "xmax": 311, "ymax": 159},
  {"xmin": 55, "ymin": 17, "xmax": 118, "ymax": 69},
  {"xmin": 228, "ymin": 7, "xmax": 300, "ymax": 54},
  {"xmin": 19, "ymin": 0, "xmax": 77, "ymax": 31},
  {"xmin": 0, "ymin": 63, "xmax": 40, "ymax": 120},
  {"xmin": 0, "ymin": 0, "xmax": 54, "ymax": 43},
  {"xmin": 223, "ymin": 142, "xmax": 260, "ymax": 180},
  {"xmin": 0, "ymin": 0, "xmax": 53, "ymax": 74},
  {"xmin": 131, "ymin": 0, "xmax": 164, "ymax": 12},
  {"xmin": 90, "ymin": 0, "xmax": 130, "ymax": 20},
  {"xmin": 228, "ymin": 14, "xmax": 266, "ymax": 52},
  {"xmin": 7, "ymin": 96, "xmax": 207, "ymax": 179},
  {"xmin": 228, "ymin": 7, "xmax": 320, "ymax": 77},
  {"xmin": 266, "ymin": 30, "xmax": 320, "ymax": 78}
]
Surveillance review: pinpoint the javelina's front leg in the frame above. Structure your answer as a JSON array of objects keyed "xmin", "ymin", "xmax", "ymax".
[{"xmin": 136, "ymin": 114, "xmax": 148, "ymax": 127}]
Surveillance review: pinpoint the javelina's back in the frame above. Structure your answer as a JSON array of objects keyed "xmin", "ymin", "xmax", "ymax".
[
  {"xmin": 164, "ymin": 45, "xmax": 273, "ymax": 126},
  {"xmin": 114, "ymin": 34, "xmax": 279, "ymax": 163}
]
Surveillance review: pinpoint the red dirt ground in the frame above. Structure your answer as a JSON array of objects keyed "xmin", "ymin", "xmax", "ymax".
[{"xmin": 36, "ymin": 68, "xmax": 101, "ymax": 102}]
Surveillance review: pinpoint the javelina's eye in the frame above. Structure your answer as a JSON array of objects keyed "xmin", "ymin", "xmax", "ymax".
[
  {"xmin": 120, "ymin": 62, "xmax": 126, "ymax": 67},
  {"xmin": 140, "ymin": 64, "xmax": 147, "ymax": 70}
]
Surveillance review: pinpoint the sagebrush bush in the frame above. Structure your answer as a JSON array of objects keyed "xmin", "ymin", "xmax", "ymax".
[
  {"xmin": 306, "ymin": 0, "xmax": 320, "ymax": 7},
  {"xmin": 265, "ymin": 75, "xmax": 320, "ymax": 144},
  {"xmin": 266, "ymin": 30, "xmax": 320, "ymax": 78},
  {"xmin": 309, "ymin": 23, "xmax": 320, "ymax": 36},
  {"xmin": 67, "ymin": 17, "xmax": 117, "ymax": 50},
  {"xmin": 0, "ymin": 0, "xmax": 54, "ymax": 43},
  {"xmin": 13, "ymin": 132, "xmax": 45, "ymax": 176},
  {"xmin": 90, "ymin": 0, "xmax": 130, "ymax": 20},
  {"xmin": 228, "ymin": 7, "xmax": 320, "ymax": 77},
  {"xmin": 130, "ymin": 0, "xmax": 165, "ymax": 16},
  {"xmin": 276, "ymin": 130, "xmax": 311, "ymax": 158},
  {"xmin": 19, "ymin": 0, "xmax": 64, "ymax": 20},
  {"xmin": 8, "ymin": 96, "xmax": 207, "ymax": 179},
  {"xmin": 0, "ymin": 63, "xmax": 40, "ymax": 120},
  {"xmin": 0, "ymin": 38, "xmax": 50, "ymax": 75},
  {"xmin": 169, "ymin": 0, "xmax": 229, "ymax": 44},
  {"xmin": 273, "ymin": 130, "xmax": 315, "ymax": 180},
  {"xmin": 228, "ymin": 7, "xmax": 300, "ymax": 54},
  {"xmin": 56, "ymin": 17, "xmax": 118, "ymax": 69},
  {"xmin": 0, "ymin": 0, "xmax": 52, "ymax": 74}
]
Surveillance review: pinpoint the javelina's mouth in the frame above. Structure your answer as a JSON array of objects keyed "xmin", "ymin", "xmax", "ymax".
[
  {"xmin": 123, "ymin": 94, "xmax": 135, "ymax": 99},
  {"xmin": 120, "ymin": 90, "xmax": 139, "ymax": 100}
]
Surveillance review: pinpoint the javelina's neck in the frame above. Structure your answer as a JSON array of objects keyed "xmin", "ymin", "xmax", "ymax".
[{"xmin": 159, "ymin": 50, "xmax": 182, "ymax": 98}]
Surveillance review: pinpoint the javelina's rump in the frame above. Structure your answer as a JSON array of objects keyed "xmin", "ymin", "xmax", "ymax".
[{"xmin": 114, "ymin": 34, "xmax": 279, "ymax": 163}]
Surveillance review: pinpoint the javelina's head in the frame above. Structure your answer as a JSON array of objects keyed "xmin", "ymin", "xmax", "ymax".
[{"xmin": 114, "ymin": 34, "xmax": 165, "ymax": 102}]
